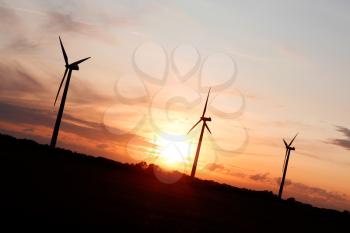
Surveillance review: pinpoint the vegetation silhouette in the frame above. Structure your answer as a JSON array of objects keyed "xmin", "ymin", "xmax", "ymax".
[{"xmin": 0, "ymin": 133, "xmax": 349, "ymax": 232}]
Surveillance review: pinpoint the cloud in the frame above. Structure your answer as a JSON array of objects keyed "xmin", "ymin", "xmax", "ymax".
[
  {"xmin": 0, "ymin": 101, "xmax": 156, "ymax": 163},
  {"xmin": 329, "ymin": 126, "xmax": 350, "ymax": 150},
  {"xmin": 205, "ymin": 163, "xmax": 226, "ymax": 172},
  {"xmin": 0, "ymin": 101, "xmax": 136, "ymax": 143},
  {"xmin": 205, "ymin": 163, "xmax": 247, "ymax": 178},
  {"xmin": 96, "ymin": 143, "xmax": 109, "ymax": 149},
  {"xmin": 290, "ymin": 182, "xmax": 347, "ymax": 202},
  {"xmin": 23, "ymin": 127, "xmax": 34, "ymax": 133},
  {"xmin": 248, "ymin": 172, "xmax": 347, "ymax": 207},
  {"xmin": 0, "ymin": 4, "xmax": 40, "ymax": 52},
  {"xmin": 97, "ymin": 14, "xmax": 134, "ymax": 27},
  {"xmin": 336, "ymin": 126, "xmax": 350, "ymax": 138},
  {"xmin": 270, "ymin": 120, "xmax": 311, "ymax": 129},
  {"xmin": 249, "ymin": 172, "xmax": 270, "ymax": 182},
  {"xmin": 331, "ymin": 139, "xmax": 350, "ymax": 150},
  {"xmin": 43, "ymin": 11, "xmax": 120, "ymax": 44},
  {"xmin": 6, "ymin": 37, "xmax": 39, "ymax": 51},
  {"xmin": 207, "ymin": 166, "xmax": 349, "ymax": 210},
  {"xmin": 0, "ymin": 59, "xmax": 113, "ymax": 108},
  {"xmin": 273, "ymin": 176, "xmax": 348, "ymax": 210},
  {"xmin": 0, "ymin": 4, "xmax": 134, "ymax": 47},
  {"xmin": 67, "ymin": 78, "xmax": 113, "ymax": 105},
  {"xmin": 0, "ymin": 5, "xmax": 20, "ymax": 29},
  {"xmin": 278, "ymin": 45, "xmax": 309, "ymax": 65},
  {"xmin": 46, "ymin": 11, "xmax": 93, "ymax": 32},
  {"xmin": 275, "ymin": 177, "xmax": 292, "ymax": 186},
  {"xmin": 0, "ymin": 61, "xmax": 45, "ymax": 93}
]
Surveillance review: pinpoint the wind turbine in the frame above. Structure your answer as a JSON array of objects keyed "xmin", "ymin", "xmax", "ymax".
[
  {"xmin": 187, "ymin": 88, "xmax": 212, "ymax": 178},
  {"xmin": 50, "ymin": 36, "xmax": 91, "ymax": 148},
  {"xmin": 278, "ymin": 133, "xmax": 298, "ymax": 199}
]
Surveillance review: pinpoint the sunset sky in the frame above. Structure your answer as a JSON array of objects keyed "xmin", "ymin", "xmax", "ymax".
[{"xmin": 0, "ymin": 0, "xmax": 349, "ymax": 211}]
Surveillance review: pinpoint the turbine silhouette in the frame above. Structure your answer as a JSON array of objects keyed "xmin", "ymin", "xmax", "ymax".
[
  {"xmin": 187, "ymin": 88, "xmax": 212, "ymax": 178},
  {"xmin": 278, "ymin": 133, "xmax": 298, "ymax": 199},
  {"xmin": 50, "ymin": 36, "xmax": 91, "ymax": 148}
]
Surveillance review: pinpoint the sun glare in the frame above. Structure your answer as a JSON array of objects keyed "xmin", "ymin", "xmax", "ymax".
[{"xmin": 154, "ymin": 135, "xmax": 193, "ymax": 170}]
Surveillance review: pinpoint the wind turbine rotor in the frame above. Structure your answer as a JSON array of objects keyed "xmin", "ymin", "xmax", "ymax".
[
  {"xmin": 54, "ymin": 67, "xmax": 68, "ymax": 106},
  {"xmin": 71, "ymin": 57, "xmax": 91, "ymax": 66},
  {"xmin": 59, "ymin": 36, "xmax": 69, "ymax": 66},
  {"xmin": 201, "ymin": 88, "xmax": 211, "ymax": 117},
  {"xmin": 68, "ymin": 57, "xmax": 91, "ymax": 70},
  {"xmin": 187, "ymin": 119, "xmax": 202, "ymax": 134},
  {"xmin": 288, "ymin": 133, "xmax": 298, "ymax": 147},
  {"xmin": 204, "ymin": 123, "xmax": 212, "ymax": 134}
]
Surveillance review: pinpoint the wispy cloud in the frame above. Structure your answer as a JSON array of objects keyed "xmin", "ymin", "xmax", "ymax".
[
  {"xmin": 0, "ymin": 101, "xmax": 154, "ymax": 161},
  {"xmin": 6, "ymin": 37, "xmax": 39, "ymax": 51},
  {"xmin": 0, "ymin": 3, "xmax": 135, "ymax": 47},
  {"xmin": 275, "ymin": 177, "xmax": 293, "ymax": 187},
  {"xmin": 39, "ymin": 10, "xmax": 118, "ymax": 44},
  {"xmin": 289, "ymin": 181, "xmax": 347, "ymax": 202},
  {"xmin": 205, "ymin": 163, "xmax": 247, "ymax": 178},
  {"xmin": 278, "ymin": 45, "xmax": 310, "ymax": 65},
  {"xmin": 249, "ymin": 172, "xmax": 270, "ymax": 182},
  {"xmin": 0, "ymin": 3, "xmax": 42, "ymax": 52},
  {"xmin": 0, "ymin": 59, "xmax": 113, "ymax": 108},
  {"xmin": 44, "ymin": 11, "xmax": 99, "ymax": 33},
  {"xmin": 0, "ymin": 5, "xmax": 20, "ymax": 28},
  {"xmin": 205, "ymin": 163, "xmax": 226, "ymax": 172},
  {"xmin": 0, "ymin": 101, "xmax": 118, "ymax": 142},
  {"xmin": 276, "ymin": 176, "xmax": 348, "ymax": 210},
  {"xmin": 240, "ymin": 171, "xmax": 348, "ymax": 210},
  {"xmin": 67, "ymin": 78, "xmax": 113, "ymax": 106},
  {"xmin": 0, "ymin": 61, "xmax": 45, "ymax": 93},
  {"xmin": 329, "ymin": 126, "xmax": 350, "ymax": 151},
  {"xmin": 276, "ymin": 175, "xmax": 347, "ymax": 208}
]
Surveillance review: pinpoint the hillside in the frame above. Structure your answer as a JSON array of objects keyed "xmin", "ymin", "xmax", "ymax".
[{"xmin": 0, "ymin": 133, "xmax": 349, "ymax": 232}]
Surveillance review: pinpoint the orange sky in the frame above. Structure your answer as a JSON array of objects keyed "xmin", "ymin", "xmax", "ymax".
[{"xmin": 0, "ymin": 0, "xmax": 350, "ymax": 211}]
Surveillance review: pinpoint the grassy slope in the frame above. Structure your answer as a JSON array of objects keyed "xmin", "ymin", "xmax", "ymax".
[{"xmin": 0, "ymin": 134, "xmax": 349, "ymax": 232}]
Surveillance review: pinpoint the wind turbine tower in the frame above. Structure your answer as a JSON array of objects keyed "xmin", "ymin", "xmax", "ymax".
[
  {"xmin": 278, "ymin": 133, "xmax": 298, "ymax": 199},
  {"xmin": 50, "ymin": 36, "xmax": 91, "ymax": 148},
  {"xmin": 187, "ymin": 88, "xmax": 212, "ymax": 178}
]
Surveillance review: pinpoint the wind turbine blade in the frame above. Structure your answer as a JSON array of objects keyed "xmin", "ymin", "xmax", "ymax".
[
  {"xmin": 59, "ymin": 36, "xmax": 68, "ymax": 65},
  {"xmin": 54, "ymin": 68, "xmax": 68, "ymax": 106},
  {"xmin": 71, "ymin": 57, "xmax": 91, "ymax": 66},
  {"xmin": 201, "ymin": 88, "xmax": 211, "ymax": 117},
  {"xmin": 288, "ymin": 133, "xmax": 298, "ymax": 147},
  {"xmin": 187, "ymin": 119, "xmax": 201, "ymax": 134},
  {"xmin": 205, "ymin": 123, "xmax": 212, "ymax": 134},
  {"xmin": 283, "ymin": 139, "xmax": 288, "ymax": 147}
]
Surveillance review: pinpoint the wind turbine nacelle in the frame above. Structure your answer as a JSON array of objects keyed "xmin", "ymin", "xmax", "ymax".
[
  {"xmin": 67, "ymin": 64, "xmax": 79, "ymax": 70},
  {"xmin": 201, "ymin": 117, "xmax": 211, "ymax": 121}
]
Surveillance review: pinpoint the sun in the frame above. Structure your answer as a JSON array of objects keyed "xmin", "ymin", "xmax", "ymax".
[{"xmin": 154, "ymin": 134, "xmax": 193, "ymax": 170}]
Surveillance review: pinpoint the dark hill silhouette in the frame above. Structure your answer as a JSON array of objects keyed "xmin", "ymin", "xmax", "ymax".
[{"xmin": 0, "ymin": 133, "xmax": 349, "ymax": 232}]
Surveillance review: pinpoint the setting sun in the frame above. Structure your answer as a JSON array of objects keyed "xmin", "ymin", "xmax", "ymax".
[{"xmin": 153, "ymin": 134, "xmax": 193, "ymax": 171}]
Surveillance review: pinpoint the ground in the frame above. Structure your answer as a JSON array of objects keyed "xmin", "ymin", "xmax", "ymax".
[{"xmin": 0, "ymin": 134, "xmax": 349, "ymax": 232}]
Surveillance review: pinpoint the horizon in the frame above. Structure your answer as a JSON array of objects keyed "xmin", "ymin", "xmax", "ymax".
[{"xmin": 0, "ymin": 0, "xmax": 349, "ymax": 211}]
